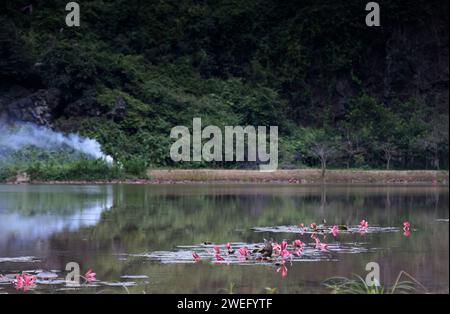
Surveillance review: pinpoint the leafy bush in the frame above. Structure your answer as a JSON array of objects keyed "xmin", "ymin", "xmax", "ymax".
[{"xmin": 122, "ymin": 157, "xmax": 148, "ymax": 177}]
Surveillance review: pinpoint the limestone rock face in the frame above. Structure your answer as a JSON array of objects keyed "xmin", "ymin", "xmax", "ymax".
[{"xmin": 0, "ymin": 87, "xmax": 61, "ymax": 127}]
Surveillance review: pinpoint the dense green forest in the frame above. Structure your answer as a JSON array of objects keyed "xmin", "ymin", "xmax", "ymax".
[{"xmin": 0, "ymin": 0, "xmax": 448, "ymax": 174}]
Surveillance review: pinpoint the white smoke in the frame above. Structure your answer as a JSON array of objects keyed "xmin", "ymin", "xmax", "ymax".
[{"xmin": 0, "ymin": 122, "xmax": 113, "ymax": 164}]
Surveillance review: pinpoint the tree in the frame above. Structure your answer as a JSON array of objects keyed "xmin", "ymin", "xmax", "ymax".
[
  {"xmin": 341, "ymin": 132, "xmax": 365, "ymax": 169},
  {"xmin": 308, "ymin": 141, "xmax": 339, "ymax": 179},
  {"xmin": 416, "ymin": 115, "xmax": 449, "ymax": 170},
  {"xmin": 377, "ymin": 142, "xmax": 398, "ymax": 170}
]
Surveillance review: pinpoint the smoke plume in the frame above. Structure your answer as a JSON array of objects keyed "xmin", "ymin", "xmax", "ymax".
[{"xmin": 0, "ymin": 122, "xmax": 113, "ymax": 164}]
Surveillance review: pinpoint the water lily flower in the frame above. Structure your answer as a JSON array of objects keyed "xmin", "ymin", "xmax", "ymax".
[
  {"xmin": 23, "ymin": 273, "xmax": 35, "ymax": 287},
  {"xmin": 213, "ymin": 245, "xmax": 220, "ymax": 255},
  {"xmin": 331, "ymin": 225, "xmax": 339, "ymax": 237},
  {"xmin": 238, "ymin": 247, "xmax": 248, "ymax": 257},
  {"xmin": 281, "ymin": 250, "xmax": 291, "ymax": 258},
  {"xmin": 215, "ymin": 254, "xmax": 225, "ymax": 261},
  {"xmin": 192, "ymin": 252, "xmax": 201, "ymax": 262},
  {"xmin": 319, "ymin": 243, "xmax": 328, "ymax": 252},
  {"xmin": 84, "ymin": 269, "xmax": 96, "ymax": 282},
  {"xmin": 403, "ymin": 221, "xmax": 410, "ymax": 232},
  {"xmin": 403, "ymin": 221, "xmax": 411, "ymax": 237},
  {"xmin": 14, "ymin": 273, "xmax": 36, "ymax": 291},
  {"xmin": 293, "ymin": 239, "xmax": 303, "ymax": 247},
  {"xmin": 280, "ymin": 242, "xmax": 291, "ymax": 259},
  {"xmin": 360, "ymin": 219, "xmax": 369, "ymax": 229},
  {"xmin": 226, "ymin": 242, "xmax": 235, "ymax": 254},
  {"xmin": 15, "ymin": 274, "xmax": 24, "ymax": 290},
  {"xmin": 272, "ymin": 243, "xmax": 281, "ymax": 256},
  {"xmin": 293, "ymin": 248, "xmax": 302, "ymax": 257},
  {"xmin": 310, "ymin": 223, "xmax": 317, "ymax": 230}
]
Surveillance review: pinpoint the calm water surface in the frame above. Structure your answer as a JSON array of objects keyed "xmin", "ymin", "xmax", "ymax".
[{"xmin": 0, "ymin": 184, "xmax": 448, "ymax": 293}]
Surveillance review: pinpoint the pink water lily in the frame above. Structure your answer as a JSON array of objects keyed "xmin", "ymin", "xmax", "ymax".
[
  {"xmin": 293, "ymin": 248, "xmax": 302, "ymax": 257},
  {"xmin": 272, "ymin": 243, "xmax": 281, "ymax": 256},
  {"xmin": 213, "ymin": 245, "xmax": 220, "ymax": 255},
  {"xmin": 403, "ymin": 221, "xmax": 410, "ymax": 231},
  {"xmin": 319, "ymin": 243, "xmax": 328, "ymax": 252},
  {"xmin": 331, "ymin": 225, "xmax": 339, "ymax": 237},
  {"xmin": 293, "ymin": 239, "xmax": 303, "ymax": 247},
  {"xmin": 238, "ymin": 246, "xmax": 248, "ymax": 257},
  {"xmin": 215, "ymin": 254, "xmax": 225, "ymax": 261},
  {"xmin": 84, "ymin": 269, "xmax": 96, "ymax": 282},
  {"xmin": 360, "ymin": 219, "xmax": 369, "ymax": 229},
  {"xmin": 23, "ymin": 273, "xmax": 35, "ymax": 287},
  {"xmin": 310, "ymin": 223, "xmax": 317, "ymax": 230},
  {"xmin": 280, "ymin": 248, "xmax": 291, "ymax": 258},
  {"xmin": 15, "ymin": 274, "xmax": 24, "ymax": 290},
  {"xmin": 14, "ymin": 273, "xmax": 36, "ymax": 291},
  {"xmin": 192, "ymin": 252, "xmax": 201, "ymax": 262},
  {"xmin": 403, "ymin": 221, "xmax": 411, "ymax": 237},
  {"xmin": 279, "ymin": 240, "xmax": 291, "ymax": 258},
  {"xmin": 226, "ymin": 243, "xmax": 232, "ymax": 250}
]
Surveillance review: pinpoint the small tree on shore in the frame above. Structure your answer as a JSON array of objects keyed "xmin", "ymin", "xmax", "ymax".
[
  {"xmin": 415, "ymin": 115, "xmax": 449, "ymax": 170},
  {"xmin": 308, "ymin": 141, "xmax": 339, "ymax": 179},
  {"xmin": 377, "ymin": 142, "xmax": 398, "ymax": 170},
  {"xmin": 342, "ymin": 133, "xmax": 365, "ymax": 169}
]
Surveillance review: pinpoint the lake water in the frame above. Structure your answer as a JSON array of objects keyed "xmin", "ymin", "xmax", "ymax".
[{"xmin": 0, "ymin": 184, "xmax": 448, "ymax": 294}]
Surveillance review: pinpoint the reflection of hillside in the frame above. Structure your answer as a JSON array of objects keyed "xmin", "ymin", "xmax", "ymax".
[{"xmin": 0, "ymin": 185, "xmax": 112, "ymax": 253}]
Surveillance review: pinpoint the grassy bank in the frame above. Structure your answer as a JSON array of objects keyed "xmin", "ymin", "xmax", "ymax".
[
  {"xmin": 147, "ymin": 169, "xmax": 449, "ymax": 185},
  {"xmin": 2, "ymin": 166, "xmax": 448, "ymax": 185},
  {"xmin": 0, "ymin": 158, "xmax": 148, "ymax": 183}
]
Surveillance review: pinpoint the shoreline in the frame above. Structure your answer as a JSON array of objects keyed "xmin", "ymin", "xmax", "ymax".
[{"xmin": 3, "ymin": 169, "xmax": 448, "ymax": 185}]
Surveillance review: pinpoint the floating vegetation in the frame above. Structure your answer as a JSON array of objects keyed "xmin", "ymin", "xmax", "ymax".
[
  {"xmin": 128, "ymin": 220, "xmax": 413, "ymax": 271},
  {"xmin": 251, "ymin": 224, "xmax": 400, "ymax": 235},
  {"xmin": 130, "ymin": 240, "xmax": 373, "ymax": 266},
  {"xmin": 120, "ymin": 275, "xmax": 149, "ymax": 280},
  {"xmin": 0, "ymin": 268, "xmax": 143, "ymax": 293},
  {"xmin": 98, "ymin": 281, "xmax": 137, "ymax": 287},
  {"xmin": 0, "ymin": 256, "xmax": 41, "ymax": 263}
]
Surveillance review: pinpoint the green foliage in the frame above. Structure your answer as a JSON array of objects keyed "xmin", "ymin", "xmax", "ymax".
[
  {"xmin": 323, "ymin": 271, "xmax": 427, "ymax": 294},
  {"xmin": 19, "ymin": 159, "xmax": 123, "ymax": 181},
  {"xmin": 1, "ymin": 0, "xmax": 448, "ymax": 172},
  {"xmin": 0, "ymin": 146, "xmax": 147, "ymax": 182},
  {"xmin": 122, "ymin": 157, "xmax": 148, "ymax": 177}
]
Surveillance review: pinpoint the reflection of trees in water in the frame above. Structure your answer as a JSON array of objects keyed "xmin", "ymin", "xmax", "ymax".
[
  {"xmin": 44, "ymin": 185, "xmax": 448, "ymax": 294},
  {"xmin": 55, "ymin": 186, "xmax": 448, "ymax": 257},
  {"xmin": 0, "ymin": 185, "xmax": 113, "ymax": 215}
]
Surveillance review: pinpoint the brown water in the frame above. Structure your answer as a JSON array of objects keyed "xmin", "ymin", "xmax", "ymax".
[{"xmin": 0, "ymin": 184, "xmax": 448, "ymax": 294}]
